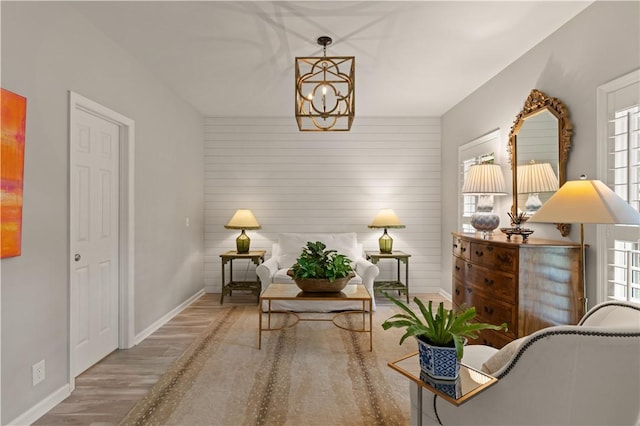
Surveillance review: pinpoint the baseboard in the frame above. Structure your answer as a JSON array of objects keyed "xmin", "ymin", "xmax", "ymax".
[
  {"xmin": 9, "ymin": 384, "xmax": 70, "ymax": 426},
  {"xmin": 134, "ymin": 289, "xmax": 205, "ymax": 345},
  {"xmin": 438, "ymin": 288, "xmax": 452, "ymax": 301}
]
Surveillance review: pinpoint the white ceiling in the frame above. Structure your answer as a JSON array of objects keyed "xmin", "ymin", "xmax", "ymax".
[{"xmin": 71, "ymin": 1, "xmax": 592, "ymax": 118}]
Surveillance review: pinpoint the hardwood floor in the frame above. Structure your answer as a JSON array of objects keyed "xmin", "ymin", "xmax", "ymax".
[{"xmin": 34, "ymin": 292, "xmax": 448, "ymax": 425}]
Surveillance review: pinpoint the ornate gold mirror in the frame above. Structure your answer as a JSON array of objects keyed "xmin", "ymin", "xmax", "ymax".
[{"xmin": 508, "ymin": 89, "xmax": 573, "ymax": 236}]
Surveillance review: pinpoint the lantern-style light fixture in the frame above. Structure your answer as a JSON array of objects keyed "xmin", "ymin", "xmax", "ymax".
[{"xmin": 295, "ymin": 36, "xmax": 355, "ymax": 131}]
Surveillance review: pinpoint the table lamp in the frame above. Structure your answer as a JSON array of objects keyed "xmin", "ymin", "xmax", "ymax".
[
  {"xmin": 462, "ymin": 163, "xmax": 507, "ymax": 236},
  {"xmin": 225, "ymin": 209, "xmax": 261, "ymax": 253},
  {"xmin": 517, "ymin": 160, "xmax": 559, "ymax": 214},
  {"xmin": 369, "ymin": 209, "xmax": 405, "ymax": 253},
  {"xmin": 528, "ymin": 175, "xmax": 640, "ymax": 308}
]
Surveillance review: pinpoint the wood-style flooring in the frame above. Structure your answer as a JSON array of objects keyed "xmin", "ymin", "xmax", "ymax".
[{"xmin": 34, "ymin": 292, "xmax": 448, "ymax": 425}]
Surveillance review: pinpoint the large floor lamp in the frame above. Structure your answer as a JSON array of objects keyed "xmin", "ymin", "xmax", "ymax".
[{"xmin": 527, "ymin": 176, "xmax": 640, "ymax": 310}]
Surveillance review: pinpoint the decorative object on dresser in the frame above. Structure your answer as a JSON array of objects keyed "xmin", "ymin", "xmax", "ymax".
[
  {"xmin": 382, "ymin": 293, "xmax": 506, "ymax": 380},
  {"xmin": 295, "ymin": 35, "xmax": 355, "ymax": 131},
  {"xmin": 508, "ymin": 88, "xmax": 573, "ymax": 237},
  {"xmin": 461, "ymin": 163, "xmax": 507, "ymax": 237},
  {"xmin": 224, "ymin": 209, "xmax": 261, "ymax": 253},
  {"xmin": 452, "ymin": 232, "xmax": 584, "ymax": 348},
  {"xmin": 287, "ymin": 240, "xmax": 355, "ymax": 292},
  {"xmin": 368, "ymin": 208, "xmax": 406, "ymax": 253},
  {"xmin": 528, "ymin": 176, "xmax": 640, "ymax": 310}
]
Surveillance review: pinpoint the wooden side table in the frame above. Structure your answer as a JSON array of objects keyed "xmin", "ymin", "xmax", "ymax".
[
  {"xmin": 220, "ymin": 250, "xmax": 266, "ymax": 304},
  {"xmin": 365, "ymin": 251, "xmax": 411, "ymax": 303}
]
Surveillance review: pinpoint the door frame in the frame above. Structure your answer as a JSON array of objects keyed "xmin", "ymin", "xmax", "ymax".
[{"xmin": 68, "ymin": 91, "xmax": 135, "ymax": 389}]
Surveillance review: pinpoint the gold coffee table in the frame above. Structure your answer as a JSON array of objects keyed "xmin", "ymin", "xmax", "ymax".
[{"xmin": 258, "ymin": 283, "xmax": 373, "ymax": 350}]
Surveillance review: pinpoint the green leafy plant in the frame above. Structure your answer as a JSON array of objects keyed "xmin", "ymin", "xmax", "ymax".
[
  {"xmin": 381, "ymin": 292, "xmax": 507, "ymax": 359},
  {"xmin": 289, "ymin": 241, "xmax": 354, "ymax": 282}
]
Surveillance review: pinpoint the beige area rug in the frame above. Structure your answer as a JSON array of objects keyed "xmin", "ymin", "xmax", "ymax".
[{"xmin": 120, "ymin": 303, "xmax": 418, "ymax": 426}]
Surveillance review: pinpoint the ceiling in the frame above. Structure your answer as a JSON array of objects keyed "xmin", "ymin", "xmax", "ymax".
[{"xmin": 71, "ymin": 1, "xmax": 592, "ymax": 118}]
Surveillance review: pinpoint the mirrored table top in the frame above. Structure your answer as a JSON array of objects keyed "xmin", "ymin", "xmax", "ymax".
[{"xmin": 388, "ymin": 352, "xmax": 498, "ymax": 405}]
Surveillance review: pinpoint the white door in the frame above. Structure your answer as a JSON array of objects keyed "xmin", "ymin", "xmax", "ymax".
[{"xmin": 70, "ymin": 107, "xmax": 120, "ymax": 376}]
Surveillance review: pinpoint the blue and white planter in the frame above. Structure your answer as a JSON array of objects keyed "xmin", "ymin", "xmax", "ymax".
[{"xmin": 416, "ymin": 337, "xmax": 460, "ymax": 380}]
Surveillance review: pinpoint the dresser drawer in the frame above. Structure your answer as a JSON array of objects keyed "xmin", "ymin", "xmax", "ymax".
[
  {"xmin": 467, "ymin": 328, "xmax": 513, "ymax": 349},
  {"xmin": 453, "ymin": 279, "xmax": 471, "ymax": 307},
  {"xmin": 470, "ymin": 242, "xmax": 517, "ymax": 273},
  {"xmin": 468, "ymin": 291, "xmax": 516, "ymax": 338},
  {"xmin": 464, "ymin": 263, "xmax": 516, "ymax": 303},
  {"xmin": 452, "ymin": 256, "xmax": 467, "ymax": 283},
  {"xmin": 452, "ymin": 236, "xmax": 470, "ymax": 260}
]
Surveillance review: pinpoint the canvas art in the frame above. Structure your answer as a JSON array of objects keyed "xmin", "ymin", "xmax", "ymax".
[{"xmin": 1, "ymin": 88, "xmax": 27, "ymax": 258}]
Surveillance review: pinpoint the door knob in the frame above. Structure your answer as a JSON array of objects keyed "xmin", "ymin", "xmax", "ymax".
[{"xmin": 74, "ymin": 254, "xmax": 81, "ymax": 262}]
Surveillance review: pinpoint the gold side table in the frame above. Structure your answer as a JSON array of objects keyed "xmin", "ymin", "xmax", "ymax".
[
  {"xmin": 220, "ymin": 250, "xmax": 265, "ymax": 304},
  {"xmin": 365, "ymin": 250, "xmax": 411, "ymax": 303}
]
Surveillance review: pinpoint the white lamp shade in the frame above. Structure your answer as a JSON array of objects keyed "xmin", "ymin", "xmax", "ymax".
[
  {"xmin": 369, "ymin": 209, "xmax": 405, "ymax": 229},
  {"xmin": 517, "ymin": 162, "xmax": 559, "ymax": 194},
  {"xmin": 528, "ymin": 179, "xmax": 640, "ymax": 225},
  {"xmin": 224, "ymin": 209, "xmax": 261, "ymax": 229},
  {"xmin": 462, "ymin": 164, "xmax": 507, "ymax": 195}
]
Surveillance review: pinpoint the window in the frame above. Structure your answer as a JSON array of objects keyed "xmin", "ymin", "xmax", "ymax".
[
  {"xmin": 458, "ymin": 130, "xmax": 500, "ymax": 233},
  {"xmin": 597, "ymin": 70, "xmax": 640, "ymax": 304}
]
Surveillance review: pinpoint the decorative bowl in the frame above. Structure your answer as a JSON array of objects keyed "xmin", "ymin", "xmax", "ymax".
[{"xmin": 286, "ymin": 270, "xmax": 355, "ymax": 292}]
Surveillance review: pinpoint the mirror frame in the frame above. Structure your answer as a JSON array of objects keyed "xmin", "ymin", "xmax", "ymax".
[{"xmin": 508, "ymin": 89, "xmax": 573, "ymax": 237}]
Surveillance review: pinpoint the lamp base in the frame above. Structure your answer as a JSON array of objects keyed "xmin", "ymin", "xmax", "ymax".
[
  {"xmin": 378, "ymin": 229, "xmax": 393, "ymax": 253},
  {"xmin": 236, "ymin": 230, "xmax": 250, "ymax": 253}
]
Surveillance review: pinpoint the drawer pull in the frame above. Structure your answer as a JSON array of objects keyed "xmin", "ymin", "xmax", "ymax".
[
  {"xmin": 453, "ymin": 243, "xmax": 458, "ymax": 249},
  {"xmin": 486, "ymin": 246, "xmax": 494, "ymax": 252},
  {"xmin": 483, "ymin": 278, "xmax": 494, "ymax": 286},
  {"xmin": 455, "ymin": 265, "xmax": 461, "ymax": 271},
  {"xmin": 484, "ymin": 306, "xmax": 494, "ymax": 315},
  {"xmin": 466, "ymin": 288, "xmax": 472, "ymax": 294},
  {"xmin": 455, "ymin": 288, "xmax": 460, "ymax": 295},
  {"xmin": 497, "ymin": 254, "xmax": 510, "ymax": 263},
  {"xmin": 461, "ymin": 246, "xmax": 467, "ymax": 253},
  {"xmin": 475, "ymin": 250, "xmax": 484, "ymax": 257}
]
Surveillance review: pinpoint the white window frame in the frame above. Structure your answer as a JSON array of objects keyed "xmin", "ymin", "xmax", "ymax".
[
  {"xmin": 596, "ymin": 69, "xmax": 640, "ymax": 304},
  {"xmin": 458, "ymin": 129, "xmax": 501, "ymax": 232}
]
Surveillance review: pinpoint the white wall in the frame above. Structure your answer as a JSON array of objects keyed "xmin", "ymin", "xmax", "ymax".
[
  {"xmin": 1, "ymin": 3, "xmax": 204, "ymax": 423},
  {"xmin": 441, "ymin": 1, "xmax": 640, "ymax": 305},
  {"xmin": 204, "ymin": 117, "xmax": 442, "ymax": 295}
]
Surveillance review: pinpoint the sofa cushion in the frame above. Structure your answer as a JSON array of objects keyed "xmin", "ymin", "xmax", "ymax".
[
  {"xmin": 277, "ymin": 232, "xmax": 360, "ymax": 269},
  {"xmin": 481, "ymin": 336, "xmax": 527, "ymax": 375}
]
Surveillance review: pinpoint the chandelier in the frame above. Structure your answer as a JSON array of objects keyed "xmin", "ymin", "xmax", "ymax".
[{"xmin": 295, "ymin": 36, "xmax": 355, "ymax": 131}]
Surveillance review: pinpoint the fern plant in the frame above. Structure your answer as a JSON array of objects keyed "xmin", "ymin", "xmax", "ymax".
[
  {"xmin": 289, "ymin": 241, "xmax": 353, "ymax": 282},
  {"xmin": 382, "ymin": 292, "xmax": 507, "ymax": 359}
]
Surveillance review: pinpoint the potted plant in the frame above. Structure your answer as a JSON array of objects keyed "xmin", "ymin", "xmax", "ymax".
[
  {"xmin": 287, "ymin": 241, "xmax": 355, "ymax": 292},
  {"xmin": 382, "ymin": 293, "xmax": 507, "ymax": 380}
]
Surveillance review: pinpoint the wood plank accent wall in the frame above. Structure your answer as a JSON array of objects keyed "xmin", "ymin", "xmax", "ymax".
[{"xmin": 204, "ymin": 117, "xmax": 442, "ymax": 295}]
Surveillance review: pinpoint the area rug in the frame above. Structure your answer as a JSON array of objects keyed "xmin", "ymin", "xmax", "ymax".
[{"xmin": 120, "ymin": 304, "xmax": 416, "ymax": 426}]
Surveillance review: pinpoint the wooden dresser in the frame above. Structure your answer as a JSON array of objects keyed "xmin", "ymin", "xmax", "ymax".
[{"xmin": 452, "ymin": 232, "xmax": 584, "ymax": 348}]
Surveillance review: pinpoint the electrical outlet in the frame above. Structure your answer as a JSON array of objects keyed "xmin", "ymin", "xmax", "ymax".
[{"xmin": 32, "ymin": 360, "xmax": 45, "ymax": 386}]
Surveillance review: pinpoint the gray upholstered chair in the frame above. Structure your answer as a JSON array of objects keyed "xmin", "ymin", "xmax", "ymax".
[{"xmin": 411, "ymin": 300, "xmax": 640, "ymax": 425}]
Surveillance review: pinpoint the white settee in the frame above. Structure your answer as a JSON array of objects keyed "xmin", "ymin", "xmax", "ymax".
[
  {"xmin": 256, "ymin": 233, "xmax": 380, "ymax": 311},
  {"xmin": 411, "ymin": 300, "xmax": 640, "ymax": 425}
]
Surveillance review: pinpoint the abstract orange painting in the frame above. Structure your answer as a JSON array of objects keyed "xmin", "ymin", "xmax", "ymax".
[{"xmin": 1, "ymin": 88, "xmax": 27, "ymax": 258}]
